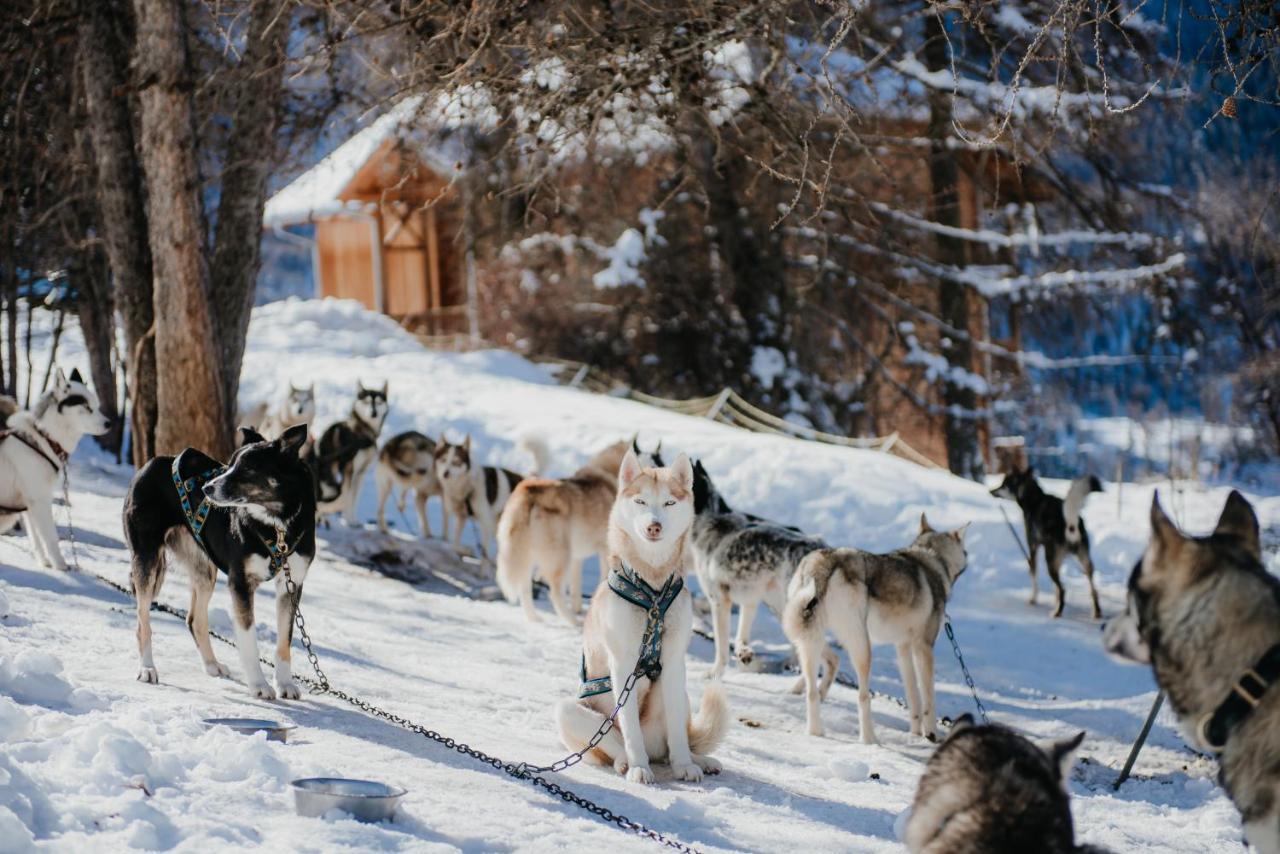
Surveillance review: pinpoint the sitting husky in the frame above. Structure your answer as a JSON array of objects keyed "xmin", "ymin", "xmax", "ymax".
[
  {"xmin": 904, "ymin": 714, "xmax": 1106, "ymax": 854},
  {"xmin": 242, "ymin": 382, "xmax": 316, "ymax": 440},
  {"xmin": 689, "ymin": 459, "xmax": 839, "ymax": 689},
  {"xmin": 990, "ymin": 468, "xmax": 1104, "ymax": 618},
  {"xmin": 1104, "ymin": 492, "xmax": 1280, "ymax": 853},
  {"xmin": 0, "ymin": 368, "xmax": 111, "ymax": 571},
  {"xmin": 313, "ymin": 381, "xmax": 387, "ymax": 523},
  {"xmin": 783, "ymin": 514, "xmax": 969, "ymax": 743},
  {"xmin": 556, "ymin": 450, "xmax": 729, "ymax": 784},
  {"xmin": 374, "ymin": 430, "xmax": 442, "ymax": 537},
  {"xmin": 496, "ymin": 437, "xmax": 661, "ymax": 625},
  {"xmin": 434, "ymin": 435, "xmax": 542, "ymax": 556},
  {"xmin": 123, "ymin": 425, "xmax": 315, "ymax": 699}
]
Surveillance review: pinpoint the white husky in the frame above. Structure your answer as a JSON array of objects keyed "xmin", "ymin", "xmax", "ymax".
[
  {"xmin": 0, "ymin": 368, "xmax": 111, "ymax": 571},
  {"xmin": 555, "ymin": 450, "xmax": 729, "ymax": 784}
]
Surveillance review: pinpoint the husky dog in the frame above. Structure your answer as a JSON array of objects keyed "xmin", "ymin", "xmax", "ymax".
[
  {"xmin": 690, "ymin": 460, "xmax": 839, "ymax": 690},
  {"xmin": 904, "ymin": 715, "xmax": 1105, "ymax": 854},
  {"xmin": 0, "ymin": 368, "xmax": 111, "ymax": 571},
  {"xmin": 556, "ymin": 450, "xmax": 729, "ymax": 783},
  {"xmin": 313, "ymin": 381, "xmax": 388, "ymax": 523},
  {"xmin": 249, "ymin": 383, "xmax": 316, "ymax": 440},
  {"xmin": 1103, "ymin": 492, "xmax": 1280, "ymax": 853},
  {"xmin": 435, "ymin": 435, "xmax": 541, "ymax": 556},
  {"xmin": 990, "ymin": 469, "xmax": 1104, "ymax": 619},
  {"xmin": 124, "ymin": 425, "xmax": 315, "ymax": 699},
  {"xmin": 783, "ymin": 514, "xmax": 969, "ymax": 743},
  {"xmin": 496, "ymin": 437, "xmax": 662, "ymax": 626},
  {"xmin": 374, "ymin": 430, "xmax": 442, "ymax": 537}
]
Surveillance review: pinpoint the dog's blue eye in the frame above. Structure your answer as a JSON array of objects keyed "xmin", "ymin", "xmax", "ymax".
[
  {"xmin": 633, "ymin": 497, "xmax": 645, "ymax": 505},
  {"xmin": 664, "ymin": 500, "xmax": 676, "ymax": 507}
]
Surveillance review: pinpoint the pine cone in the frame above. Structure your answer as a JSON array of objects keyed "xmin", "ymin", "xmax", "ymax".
[{"xmin": 1222, "ymin": 96, "xmax": 1238, "ymax": 119}]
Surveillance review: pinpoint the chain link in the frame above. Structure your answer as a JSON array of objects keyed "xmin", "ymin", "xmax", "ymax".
[{"xmin": 943, "ymin": 618, "xmax": 989, "ymax": 724}]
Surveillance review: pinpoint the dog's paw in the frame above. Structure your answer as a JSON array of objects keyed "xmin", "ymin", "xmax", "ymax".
[
  {"xmin": 625, "ymin": 765, "xmax": 655, "ymax": 785},
  {"xmin": 204, "ymin": 661, "xmax": 230, "ymax": 678},
  {"xmin": 735, "ymin": 646, "xmax": 755, "ymax": 665},
  {"xmin": 137, "ymin": 667, "xmax": 159, "ymax": 684},
  {"xmin": 909, "ymin": 719, "xmax": 922, "ymax": 736},
  {"xmin": 859, "ymin": 732, "xmax": 880, "ymax": 746},
  {"xmin": 706, "ymin": 664, "xmax": 726, "ymax": 682},
  {"xmin": 249, "ymin": 681, "xmax": 277, "ymax": 700},
  {"xmin": 671, "ymin": 763, "xmax": 703, "ymax": 783},
  {"xmin": 693, "ymin": 755, "xmax": 722, "ymax": 775},
  {"xmin": 277, "ymin": 680, "xmax": 301, "ymax": 700},
  {"xmin": 807, "ymin": 722, "xmax": 825, "ymax": 738}
]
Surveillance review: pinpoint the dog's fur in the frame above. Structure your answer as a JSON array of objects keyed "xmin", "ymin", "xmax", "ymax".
[
  {"xmin": 434, "ymin": 435, "xmax": 541, "ymax": 556},
  {"xmin": 689, "ymin": 459, "xmax": 839, "ymax": 690},
  {"xmin": 496, "ymin": 437, "xmax": 661, "ymax": 625},
  {"xmin": 312, "ymin": 381, "xmax": 387, "ymax": 523},
  {"xmin": 124, "ymin": 425, "xmax": 316, "ymax": 699},
  {"xmin": 374, "ymin": 430, "xmax": 442, "ymax": 537},
  {"xmin": 556, "ymin": 450, "xmax": 730, "ymax": 784},
  {"xmin": 0, "ymin": 369, "xmax": 111, "ymax": 570},
  {"xmin": 990, "ymin": 469, "xmax": 1104, "ymax": 618},
  {"xmin": 1103, "ymin": 492, "xmax": 1280, "ymax": 853},
  {"xmin": 905, "ymin": 715, "xmax": 1104, "ymax": 854},
  {"xmin": 783, "ymin": 515, "xmax": 969, "ymax": 743},
  {"xmin": 243, "ymin": 383, "xmax": 316, "ymax": 440}
]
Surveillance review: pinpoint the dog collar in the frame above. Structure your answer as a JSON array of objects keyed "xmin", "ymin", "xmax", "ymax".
[
  {"xmin": 578, "ymin": 562, "xmax": 684, "ymax": 699},
  {"xmin": 31, "ymin": 425, "xmax": 68, "ymax": 464},
  {"xmin": 1197, "ymin": 642, "xmax": 1280, "ymax": 752}
]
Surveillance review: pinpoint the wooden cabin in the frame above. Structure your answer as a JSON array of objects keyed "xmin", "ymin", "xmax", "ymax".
[{"xmin": 263, "ymin": 99, "xmax": 470, "ymax": 334}]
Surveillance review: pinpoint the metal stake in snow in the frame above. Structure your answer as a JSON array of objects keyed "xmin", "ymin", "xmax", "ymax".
[{"xmin": 1114, "ymin": 692, "xmax": 1164, "ymax": 789}]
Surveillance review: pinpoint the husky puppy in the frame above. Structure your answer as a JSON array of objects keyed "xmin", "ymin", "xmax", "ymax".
[
  {"xmin": 0, "ymin": 368, "xmax": 111, "ymax": 571},
  {"xmin": 374, "ymin": 430, "xmax": 442, "ymax": 537},
  {"xmin": 904, "ymin": 715, "xmax": 1104, "ymax": 854},
  {"xmin": 254, "ymin": 383, "xmax": 316, "ymax": 440},
  {"xmin": 783, "ymin": 514, "xmax": 969, "ymax": 743},
  {"xmin": 496, "ymin": 437, "xmax": 662, "ymax": 625},
  {"xmin": 689, "ymin": 460, "xmax": 839, "ymax": 690},
  {"xmin": 313, "ymin": 381, "xmax": 387, "ymax": 523},
  {"xmin": 1103, "ymin": 492, "xmax": 1280, "ymax": 853},
  {"xmin": 435, "ymin": 435, "xmax": 539, "ymax": 556},
  {"xmin": 124, "ymin": 425, "xmax": 315, "ymax": 699},
  {"xmin": 557, "ymin": 450, "xmax": 729, "ymax": 783},
  {"xmin": 990, "ymin": 469, "xmax": 1104, "ymax": 619}
]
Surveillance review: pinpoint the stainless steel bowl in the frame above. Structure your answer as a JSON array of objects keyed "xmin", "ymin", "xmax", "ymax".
[
  {"xmin": 202, "ymin": 717, "xmax": 295, "ymax": 743},
  {"xmin": 291, "ymin": 777, "xmax": 407, "ymax": 822}
]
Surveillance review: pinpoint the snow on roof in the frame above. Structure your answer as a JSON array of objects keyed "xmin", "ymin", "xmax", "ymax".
[{"xmin": 263, "ymin": 96, "xmax": 465, "ymax": 227}]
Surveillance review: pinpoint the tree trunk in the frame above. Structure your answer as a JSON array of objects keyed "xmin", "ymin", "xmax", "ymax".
[
  {"xmin": 77, "ymin": 253, "xmax": 125, "ymax": 455},
  {"xmin": 79, "ymin": 0, "xmax": 157, "ymax": 465},
  {"xmin": 209, "ymin": 0, "xmax": 291, "ymax": 436},
  {"xmin": 132, "ymin": 0, "xmax": 230, "ymax": 458},
  {"xmin": 925, "ymin": 12, "xmax": 983, "ymax": 480}
]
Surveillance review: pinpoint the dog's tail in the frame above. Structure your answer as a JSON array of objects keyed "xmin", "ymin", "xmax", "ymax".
[
  {"xmin": 687, "ymin": 681, "xmax": 731, "ymax": 755},
  {"xmin": 1064, "ymin": 475, "xmax": 1104, "ymax": 543},
  {"xmin": 496, "ymin": 491, "xmax": 536, "ymax": 603},
  {"xmin": 517, "ymin": 435, "xmax": 550, "ymax": 477},
  {"xmin": 781, "ymin": 549, "xmax": 837, "ymax": 641}
]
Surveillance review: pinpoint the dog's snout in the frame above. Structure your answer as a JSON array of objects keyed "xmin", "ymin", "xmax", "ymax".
[{"xmin": 646, "ymin": 521, "xmax": 662, "ymax": 538}]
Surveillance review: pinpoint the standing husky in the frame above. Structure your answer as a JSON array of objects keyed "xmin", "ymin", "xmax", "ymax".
[
  {"xmin": 123, "ymin": 425, "xmax": 316, "ymax": 699},
  {"xmin": 374, "ymin": 430, "xmax": 442, "ymax": 537},
  {"xmin": 783, "ymin": 514, "xmax": 969, "ymax": 743},
  {"xmin": 689, "ymin": 460, "xmax": 839, "ymax": 689},
  {"xmin": 990, "ymin": 469, "xmax": 1104, "ymax": 619},
  {"xmin": 313, "ymin": 381, "xmax": 388, "ymax": 523},
  {"xmin": 247, "ymin": 383, "xmax": 316, "ymax": 440},
  {"xmin": 904, "ymin": 715, "xmax": 1105, "ymax": 854},
  {"xmin": 435, "ymin": 435, "xmax": 542, "ymax": 556},
  {"xmin": 0, "ymin": 368, "xmax": 111, "ymax": 571},
  {"xmin": 556, "ymin": 450, "xmax": 730, "ymax": 783},
  {"xmin": 1104, "ymin": 492, "xmax": 1280, "ymax": 853},
  {"xmin": 496, "ymin": 437, "xmax": 661, "ymax": 625}
]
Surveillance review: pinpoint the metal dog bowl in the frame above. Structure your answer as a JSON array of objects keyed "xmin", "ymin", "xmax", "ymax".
[
  {"xmin": 202, "ymin": 717, "xmax": 295, "ymax": 743},
  {"xmin": 291, "ymin": 777, "xmax": 407, "ymax": 822}
]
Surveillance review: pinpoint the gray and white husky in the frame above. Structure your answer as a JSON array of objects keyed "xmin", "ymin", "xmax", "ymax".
[
  {"xmin": 313, "ymin": 381, "xmax": 388, "ymax": 524},
  {"xmin": 0, "ymin": 368, "xmax": 111, "ymax": 571},
  {"xmin": 244, "ymin": 382, "xmax": 315, "ymax": 440},
  {"xmin": 783, "ymin": 514, "xmax": 969, "ymax": 743},
  {"xmin": 689, "ymin": 460, "xmax": 839, "ymax": 689},
  {"xmin": 374, "ymin": 430, "xmax": 442, "ymax": 537},
  {"xmin": 1104, "ymin": 492, "xmax": 1280, "ymax": 854},
  {"xmin": 904, "ymin": 714, "xmax": 1106, "ymax": 854}
]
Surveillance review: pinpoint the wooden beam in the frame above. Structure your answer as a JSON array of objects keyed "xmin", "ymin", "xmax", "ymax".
[{"xmin": 426, "ymin": 207, "xmax": 442, "ymax": 314}]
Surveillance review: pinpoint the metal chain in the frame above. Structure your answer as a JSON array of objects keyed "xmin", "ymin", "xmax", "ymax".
[{"xmin": 943, "ymin": 618, "xmax": 989, "ymax": 724}]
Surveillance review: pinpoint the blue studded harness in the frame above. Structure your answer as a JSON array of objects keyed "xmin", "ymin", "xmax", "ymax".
[{"xmin": 579, "ymin": 563, "xmax": 684, "ymax": 699}]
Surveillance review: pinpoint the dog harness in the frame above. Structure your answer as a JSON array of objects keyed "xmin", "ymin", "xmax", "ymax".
[
  {"xmin": 1199, "ymin": 642, "xmax": 1280, "ymax": 752},
  {"xmin": 0, "ymin": 425, "xmax": 68, "ymax": 475},
  {"xmin": 578, "ymin": 563, "xmax": 684, "ymax": 699}
]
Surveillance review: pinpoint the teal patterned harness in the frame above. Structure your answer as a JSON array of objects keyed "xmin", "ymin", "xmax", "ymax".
[{"xmin": 579, "ymin": 564, "xmax": 684, "ymax": 699}]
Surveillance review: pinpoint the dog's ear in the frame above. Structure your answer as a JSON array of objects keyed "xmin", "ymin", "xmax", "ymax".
[
  {"xmin": 951, "ymin": 521, "xmax": 971, "ymax": 543},
  {"xmin": 946, "ymin": 713, "xmax": 976, "ymax": 739},
  {"xmin": 1214, "ymin": 490, "xmax": 1260, "ymax": 561},
  {"xmin": 463, "ymin": 434, "xmax": 471, "ymax": 452},
  {"xmin": 357, "ymin": 380, "xmax": 366, "ymax": 393},
  {"xmin": 381, "ymin": 380, "xmax": 388, "ymax": 394},
  {"xmin": 669, "ymin": 453, "xmax": 693, "ymax": 490},
  {"xmin": 919, "ymin": 512, "xmax": 933, "ymax": 534},
  {"xmin": 308, "ymin": 383, "xmax": 315, "ymax": 394},
  {"xmin": 69, "ymin": 368, "xmax": 84, "ymax": 385},
  {"xmin": 278, "ymin": 423, "xmax": 309, "ymax": 456},
  {"xmin": 1047, "ymin": 731, "xmax": 1086, "ymax": 784},
  {"xmin": 238, "ymin": 426, "xmax": 267, "ymax": 447},
  {"xmin": 618, "ymin": 447, "xmax": 642, "ymax": 489},
  {"xmin": 1147, "ymin": 494, "xmax": 1185, "ymax": 566},
  {"xmin": 53, "ymin": 367, "xmax": 69, "ymax": 393}
]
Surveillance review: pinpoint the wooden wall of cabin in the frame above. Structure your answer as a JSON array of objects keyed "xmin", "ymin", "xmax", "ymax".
[{"xmin": 316, "ymin": 218, "xmax": 377, "ymax": 308}]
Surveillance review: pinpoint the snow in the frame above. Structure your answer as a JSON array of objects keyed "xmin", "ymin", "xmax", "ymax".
[
  {"xmin": 750, "ymin": 347, "xmax": 787, "ymax": 388},
  {"xmin": 2, "ymin": 297, "xmax": 1278, "ymax": 851},
  {"xmin": 592, "ymin": 229, "xmax": 648, "ymax": 289}
]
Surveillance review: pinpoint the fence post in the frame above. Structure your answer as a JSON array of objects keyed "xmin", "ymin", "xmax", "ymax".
[
  {"xmin": 705, "ymin": 389, "xmax": 732, "ymax": 420},
  {"xmin": 568, "ymin": 364, "xmax": 589, "ymax": 389}
]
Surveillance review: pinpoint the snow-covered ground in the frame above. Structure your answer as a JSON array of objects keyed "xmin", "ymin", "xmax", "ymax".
[{"xmin": 3, "ymin": 298, "xmax": 1278, "ymax": 852}]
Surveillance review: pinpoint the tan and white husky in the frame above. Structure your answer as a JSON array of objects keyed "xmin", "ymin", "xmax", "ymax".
[
  {"xmin": 783, "ymin": 514, "xmax": 969, "ymax": 744},
  {"xmin": 555, "ymin": 450, "xmax": 729, "ymax": 784}
]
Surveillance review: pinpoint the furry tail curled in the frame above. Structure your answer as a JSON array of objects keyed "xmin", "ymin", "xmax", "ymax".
[
  {"xmin": 781, "ymin": 549, "xmax": 836, "ymax": 641},
  {"xmin": 517, "ymin": 435, "xmax": 550, "ymax": 476},
  {"xmin": 496, "ymin": 495, "xmax": 535, "ymax": 603},
  {"xmin": 1064, "ymin": 475, "xmax": 1103, "ymax": 543},
  {"xmin": 688, "ymin": 681, "xmax": 731, "ymax": 755}
]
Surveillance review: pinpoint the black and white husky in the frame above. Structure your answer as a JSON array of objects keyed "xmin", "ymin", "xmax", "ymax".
[
  {"xmin": 689, "ymin": 460, "xmax": 839, "ymax": 687},
  {"xmin": 990, "ymin": 468, "xmax": 1103, "ymax": 619},
  {"xmin": 124, "ymin": 425, "xmax": 316, "ymax": 699},
  {"xmin": 0, "ymin": 368, "xmax": 111, "ymax": 571},
  {"xmin": 434, "ymin": 435, "xmax": 542, "ymax": 556},
  {"xmin": 313, "ymin": 381, "xmax": 387, "ymax": 524},
  {"xmin": 374, "ymin": 430, "xmax": 441, "ymax": 537}
]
